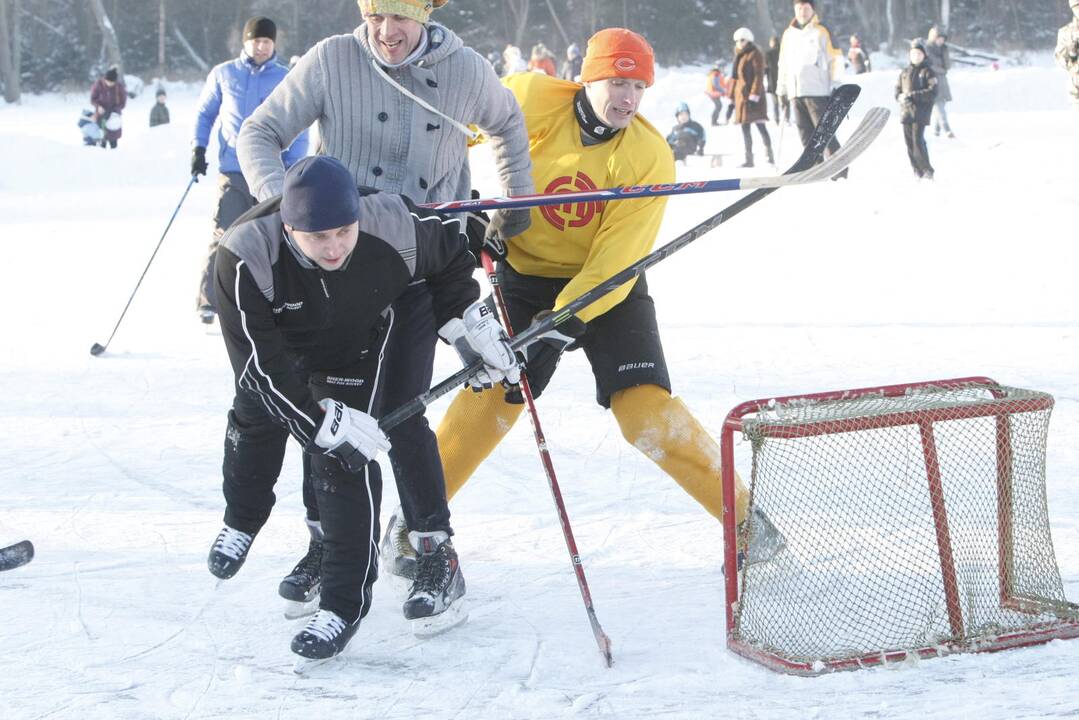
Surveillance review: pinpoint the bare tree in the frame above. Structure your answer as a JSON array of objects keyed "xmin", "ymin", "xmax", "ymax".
[
  {"xmin": 545, "ymin": 0, "xmax": 571, "ymax": 48},
  {"xmin": 506, "ymin": 0, "xmax": 530, "ymax": 48},
  {"xmin": 755, "ymin": 0, "xmax": 776, "ymax": 41},
  {"xmin": 158, "ymin": 0, "xmax": 166, "ymax": 77},
  {"xmin": 0, "ymin": 0, "xmax": 18, "ymax": 103},
  {"xmin": 88, "ymin": 0, "xmax": 123, "ymax": 74}
]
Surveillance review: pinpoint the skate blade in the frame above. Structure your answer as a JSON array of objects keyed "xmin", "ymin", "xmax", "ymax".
[
  {"xmin": 387, "ymin": 571, "xmax": 413, "ymax": 600},
  {"xmin": 283, "ymin": 596, "xmax": 319, "ymax": 620},
  {"xmin": 292, "ymin": 655, "xmax": 337, "ymax": 674},
  {"xmin": 411, "ymin": 600, "xmax": 468, "ymax": 639}
]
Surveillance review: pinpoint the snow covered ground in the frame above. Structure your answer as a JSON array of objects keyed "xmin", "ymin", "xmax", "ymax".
[{"xmin": 1, "ymin": 56, "xmax": 1078, "ymax": 719}]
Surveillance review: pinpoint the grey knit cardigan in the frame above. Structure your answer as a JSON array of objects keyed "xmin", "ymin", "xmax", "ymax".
[{"xmin": 237, "ymin": 22, "xmax": 534, "ymax": 205}]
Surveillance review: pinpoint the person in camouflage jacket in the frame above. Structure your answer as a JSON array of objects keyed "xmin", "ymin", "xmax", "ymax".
[{"xmin": 1056, "ymin": 0, "xmax": 1079, "ymax": 109}]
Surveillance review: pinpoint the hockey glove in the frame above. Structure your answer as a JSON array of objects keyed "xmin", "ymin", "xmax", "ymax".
[
  {"xmin": 504, "ymin": 310, "xmax": 586, "ymax": 404},
  {"xmin": 313, "ymin": 399, "xmax": 391, "ymax": 473},
  {"xmin": 486, "ymin": 207, "xmax": 530, "ymax": 252},
  {"xmin": 191, "ymin": 146, "xmax": 208, "ymax": 177},
  {"xmin": 463, "ymin": 190, "xmax": 510, "ymax": 264},
  {"xmin": 439, "ymin": 299, "xmax": 521, "ymax": 391}
]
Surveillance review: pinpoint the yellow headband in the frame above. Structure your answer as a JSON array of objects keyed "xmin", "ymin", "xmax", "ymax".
[{"xmin": 358, "ymin": 0, "xmax": 447, "ymax": 24}]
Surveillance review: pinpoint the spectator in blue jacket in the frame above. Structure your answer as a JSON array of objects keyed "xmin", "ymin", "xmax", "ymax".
[{"xmin": 190, "ymin": 16, "xmax": 309, "ymax": 324}]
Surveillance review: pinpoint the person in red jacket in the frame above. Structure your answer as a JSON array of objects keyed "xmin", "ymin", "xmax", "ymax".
[
  {"xmin": 705, "ymin": 61, "xmax": 731, "ymax": 126},
  {"xmin": 527, "ymin": 43, "xmax": 557, "ymax": 76},
  {"xmin": 90, "ymin": 66, "xmax": 126, "ymax": 149}
]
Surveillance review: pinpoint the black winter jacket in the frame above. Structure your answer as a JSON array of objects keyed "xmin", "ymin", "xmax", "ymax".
[
  {"xmin": 895, "ymin": 63, "xmax": 937, "ymax": 124},
  {"xmin": 213, "ymin": 190, "xmax": 478, "ymax": 449}
]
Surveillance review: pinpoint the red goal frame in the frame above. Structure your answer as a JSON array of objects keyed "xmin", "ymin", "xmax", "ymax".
[{"xmin": 719, "ymin": 376, "xmax": 1079, "ymax": 675}]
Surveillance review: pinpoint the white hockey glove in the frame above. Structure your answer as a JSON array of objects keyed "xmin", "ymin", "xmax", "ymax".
[
  {"xmin": 314, "ymin": 399, "xmax": 391, "ymax": 473},
  {"xmin": 439, "ymin": 300, "xmax": 521, "ymax": 391}
]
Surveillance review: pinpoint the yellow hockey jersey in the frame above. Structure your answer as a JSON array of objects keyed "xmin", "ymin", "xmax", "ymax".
[{"xmin": 503, "ymin": 72, "xmax": 675, "ymax": 323}]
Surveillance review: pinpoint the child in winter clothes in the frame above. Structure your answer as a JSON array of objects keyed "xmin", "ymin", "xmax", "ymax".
[
  {"xmin": 666, "ymin": 101, "xmax": 706, "ymax": 162},
  {"xmin": 78, "ymin": 109, "xmax": 104, "ymax": 146},
  {"xmin": 896, "ymin": 39, "xmax": 938, "ymax": 179},
  {"xmin": 149, "ymin": 88, "xmax": 170, "ymax": 127}
]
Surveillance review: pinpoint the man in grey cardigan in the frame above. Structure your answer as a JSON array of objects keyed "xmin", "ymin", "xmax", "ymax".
[{"xmin": 237, "ymin": 0, "xmax": 533, "ymax": 629}]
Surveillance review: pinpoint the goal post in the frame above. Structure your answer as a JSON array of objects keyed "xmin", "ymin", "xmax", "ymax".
[{"xmin": 719, "ymin": 376, "xmax": 1079, "ymax": 675}]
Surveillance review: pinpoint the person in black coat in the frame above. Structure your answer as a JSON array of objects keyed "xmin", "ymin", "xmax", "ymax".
[
  {"xmin": 765, "ymin": 36, "xmax": 785, "ymax": 124},
  {"xmin": 206, "ymin": 156, "xmax": 520, "ymax": 663},
  {"xmin": 896, "ymin": 39, "xmax": 938, "ymax": 179}
]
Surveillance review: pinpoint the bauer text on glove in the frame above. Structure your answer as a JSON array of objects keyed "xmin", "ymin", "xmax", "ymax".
[
  {"xmin": 313, "ymin": 399, "xmax": 391, "ymax": 473},
  {"xmin": 439, "ymin": 300, "xmax": 521, "ymax": 391}
]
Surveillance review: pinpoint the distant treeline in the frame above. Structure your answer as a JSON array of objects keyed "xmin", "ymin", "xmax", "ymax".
[{"xmin": 1, "ymin": 0, "xmax": 1072, "ymax": 98}]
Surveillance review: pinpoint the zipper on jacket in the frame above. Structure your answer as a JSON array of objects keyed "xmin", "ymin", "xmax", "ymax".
[{"xmin": 319, "ymin": 274, "xmax": 330, "ymax": 299}]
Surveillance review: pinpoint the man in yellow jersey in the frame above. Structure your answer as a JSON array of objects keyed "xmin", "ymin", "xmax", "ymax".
[{"xmin": 385, "ymin": 28, "xmax": 783, "ymax": 578}]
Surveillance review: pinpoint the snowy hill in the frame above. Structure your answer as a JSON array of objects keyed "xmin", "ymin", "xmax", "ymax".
[{"xmin": 1, "ymin": 59, "xmax": 1078, "ymax": 719}]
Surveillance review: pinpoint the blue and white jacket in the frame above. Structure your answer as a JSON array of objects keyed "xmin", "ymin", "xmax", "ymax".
[{"xmin": 194, "ymin": 51, "xmax": 309, "ymax": 174}]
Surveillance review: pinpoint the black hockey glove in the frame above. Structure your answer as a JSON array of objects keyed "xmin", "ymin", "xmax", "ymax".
[
  {"xmin": 504, "ymin": 310, "xmax": 586, "ymax": 404},
  {"xmin": 486, "ymin": 207, "xmax": 530, "ymax": 253},
  {"xmin": 191, "ymin": 145, "xmax": 208, "ymax": 177},
  {"xmin": 464, "ymin": 209, "xmax": 500, "ymax": 264},
  {"xmin": 464, "ymin": 190, "xmax": 512, "ymax": 264}
]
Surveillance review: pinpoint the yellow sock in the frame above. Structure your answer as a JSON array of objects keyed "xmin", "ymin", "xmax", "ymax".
[
  {"xmin": 610, "ymin": 384, "xmax": 749, "ymax": 524},
  {"xmin": 435, "ymin": 385, "xmax": 525, "ymax": 501}
]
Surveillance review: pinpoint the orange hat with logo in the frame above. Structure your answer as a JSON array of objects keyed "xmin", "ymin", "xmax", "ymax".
[{"xmin": 580, "ymin": 28, "xmax": 655, "ymax": 87}]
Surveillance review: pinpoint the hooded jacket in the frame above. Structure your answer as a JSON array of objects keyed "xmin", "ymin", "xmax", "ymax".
[
  {"xmin": 213, "ymin": 191, "xmax": 478, "ymax": 447},
  {"xmin": 194, "ymin": 52, "xmax": 309, "ymax": 175},
  {"xmin": 237, "ymin": 22, "xmax": 534, "ymax": 205},
  {"xmin": 776, "ymin": 16, "xmax": 841, "ymax": 98},
  {"xmin": 895, "ymin": 62, "xmax": 937, "ymax": 125}
]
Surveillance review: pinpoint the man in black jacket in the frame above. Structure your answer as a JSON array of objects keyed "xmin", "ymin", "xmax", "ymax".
[
  {"xmin": 896, "ymin": 39, "xmax": 938, "ymax": 179},
  {"xmin": 206, "ymin": 156, "xmax": 520, "ymax": 665}
]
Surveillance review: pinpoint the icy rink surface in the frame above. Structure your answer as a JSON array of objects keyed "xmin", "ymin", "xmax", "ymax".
[{"xmin": 1, "ymin": 57, "xmax": 1079, "ymax": 718}]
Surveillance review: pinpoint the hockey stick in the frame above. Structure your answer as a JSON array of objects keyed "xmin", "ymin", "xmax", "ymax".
[
  {"xmin": 420, "ymin": 108, "xmax": 884, "ymax": 215},
  {"xmin": 479, "ymin": 251, "xmax": 614, "ymax": 668},
  {"xmin": 381, "ymin": 84, "xmax": 868, "ymax": 431},
  {"xmin": 90, "ymin": 175, "xmax": 198, "ymax": 357},
  {"xmin": 0, "ymin": 540, "xmax": 34, "ymax": 572}
]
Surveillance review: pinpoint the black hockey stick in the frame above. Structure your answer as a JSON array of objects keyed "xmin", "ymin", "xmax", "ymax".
[
  {"xmin": 90, "ymin": 175, "xmax": 198, "ymax": 357},
  {"xmin": 380, "ymin": 84, "xmax": 865, "ymax": 431},
  {"xmin": 0, "ymin": 540, "xmax": 34, "ymax": 572}
]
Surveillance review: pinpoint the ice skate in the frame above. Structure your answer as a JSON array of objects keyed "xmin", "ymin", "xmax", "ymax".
[
  {"xmin": 402, "ymin": 531, "xmax": 467, "ymax": 638},
  {"xmin": 279, "ymin": 521, "xmax": 323, "ymax": 619},
  {"xmin": 291, "ymin": 609, "xmax": 361, "ymax": 674},
  {"xmin": 207, "ymin": 525, "xmax": 254, "ymax": 580},
  {"xmin": 743, "ymin": 506, "xmax": 786, "ymax": 565},
  {"xmin": 722, "ymin": 506, "xmax": 787, "ymax": 576},
  {"xmin": 380, "ymin": 507, "xmax": 417, "ymax": 595}
]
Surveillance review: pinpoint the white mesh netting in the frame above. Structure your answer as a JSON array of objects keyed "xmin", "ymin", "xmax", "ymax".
[{"xmin": 732, "ymin": 381, "xmax": 1079, "ymax": 669}]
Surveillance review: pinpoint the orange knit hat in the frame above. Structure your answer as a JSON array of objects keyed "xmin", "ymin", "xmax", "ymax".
[{"xmin": 580, "ymin": 28, "xmax": 655, "ymax": 87}]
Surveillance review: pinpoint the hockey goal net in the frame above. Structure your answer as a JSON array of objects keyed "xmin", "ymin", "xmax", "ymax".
[{"xmin": 719, "ymin": 377, "xmax": 1079, "ymax": 675}]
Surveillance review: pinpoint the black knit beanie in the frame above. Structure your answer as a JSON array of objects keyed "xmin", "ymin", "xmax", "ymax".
[{"xmin": 243, "ymin": 17, "xmax": 277, "ymax": 42}]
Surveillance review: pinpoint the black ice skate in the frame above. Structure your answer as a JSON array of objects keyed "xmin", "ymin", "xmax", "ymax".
[
  {"xmin": 402, "ymin": 532, "xmax": 467, "ymax": 638},
  {"xmin": 380, "ymin": 507, "xmax": 417, "ymax": 594},
  {"xmin": 290, "ymin": 609, "xmax": 361, "ymax": 674},
  {"xmin": 207, "ymin": 525, "xmax": 254, "ymax": 580},
  {"xmin": 279, "ymin": 521, "xmax": 323, "ymax": 619}
]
